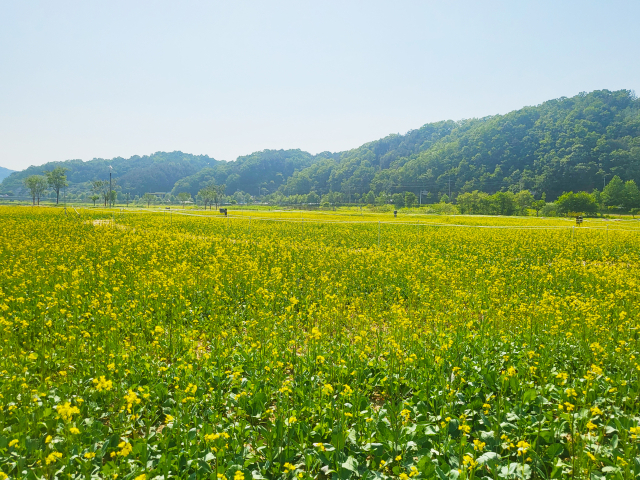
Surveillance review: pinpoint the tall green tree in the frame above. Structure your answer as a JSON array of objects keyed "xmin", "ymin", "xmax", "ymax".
[
  {"xmin": 375, "ymin": 192, "xmax": 389, "ymax": 206},
  {"xmin": 307, "ymin": 191, "xmax": 320, "ymax": 204},
  {"xmin": 198, "ymin": 187, "xmax": 215, "ymax": 210},
  {"xmin": 177, "ymin": 192, "xmax": 191, "ymax": 207},
  {"xmin": 197, "ymin": 183, "xmax": 225, "ymax": 209},
  {"xmin": 457, "ymin": 190, "xmax": 487, "ymax": 214},
  {"xmin": 91, "ymin": 180, "xmax": 109, "ymax": 207},
  {"xmin": 23, "ymin": 175, "xmax": 48, "ymax": 205},
  {"xmin": 622, "ymin": 180, "xmax": 640, "ymax": 211},
  {"xmin": 602, "ymin": 175, "xmax": 625, "ymax": 208},
  {"xmin": 493, "ymin": 192, "xmax": 517, "ymax": 215},
  {"xmin": 45, "ymin": 167, "xmax": 68, "ymax": 204},
  {"xmin": 515, "ymin": 190, "xmax": 534, "ymax": 215},
  {"xmin": 404, "ymin": 192, "xmax": 418, "ymax": 208},
  {"xmin": 142, "ymin": 193, "xmax": 156, "ymax": 208},
  {"xmin": 532, "ymin": 195, "xmax": 546, "ymax": 217},
  {"xmin": 213, "ymin": 184, "xmax": 226, "ymax": 209},
  {"xmin": 392, "ymin": 193, "xmax": 404, "ymax": 209},
  {"xmin": 556, "ymin": 191, "xmax": 598, "ymax": 215},
  {"xmin": 364, "ymin": 191, "xmax": 375, "ymax": 205}
]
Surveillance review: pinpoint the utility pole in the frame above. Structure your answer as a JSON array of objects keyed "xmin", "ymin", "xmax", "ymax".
[
  {"xmin": 109, "ymin": 166, "xmax": 113, "ymax": 208},
  {"xmin": 448, "ymin": 174, "xmax": 451, "ymax": 198},
  {"xmin": 603, "ymin": 173, "xmax": 608, "ymax": 190}
]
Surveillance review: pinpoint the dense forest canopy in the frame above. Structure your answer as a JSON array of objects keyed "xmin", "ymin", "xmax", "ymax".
[
  {"xmin": 282, "ymin": 89, "xmax": 640, "ymax": 201},
  {"xmin": 170, "ymin": 149, "xmax": 317, "ymax": 197},
  {"xmin": 0, "ymin": 152, "xmax": 213, "ymax": 196},
  {"xmin": 1, "ymin": 89, "xmax": 638, "ymax": 201}
]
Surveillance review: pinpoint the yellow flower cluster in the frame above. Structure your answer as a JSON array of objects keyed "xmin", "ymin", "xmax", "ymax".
[
  {"xmin": 45, "ymin": 451, "xmax": 63, "ymax": 465},
  {"xmin": 123, "ymin": 390, "xmax": 141, "ymax": 413},
  {"xmin": 115, "ymin": 441, "xmax": 132, "ymax": 457},
  {"xmin": 55, "ymin": 402, "xmax": 80, "ymax": 422},
  {"xmin": 93, "ymin": 376, "xmax": 113, "ymax": 391},
  {"xmin": 205, "ymin": 432, "xmax": 230, "ymax": 442},
  {"xmin": 1, "ymin": 207, "xmax": 639, "ymax": 477}
]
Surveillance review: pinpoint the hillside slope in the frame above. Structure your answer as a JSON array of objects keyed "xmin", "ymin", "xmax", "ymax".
[
  {"xmin": 280, "ymin": 89, "xmax": 640, "ymax": 200},
  {"xmin": 0, "ymin": 152, "xmax": 214, "ymax": 195},
  {"xmin": 170, "ymin": 149, "xmax": 317, "ymax": 197},
  {"xmin": 2, "ymin": 89, "xmax": 638, "ymax": 201},
  {"xmin": 0, "ymin": 166, "xmax": 14, "ymax": 183},
  {"xmin": 171, "ymin": 89, "xmax": 640, "ymax": 201}
]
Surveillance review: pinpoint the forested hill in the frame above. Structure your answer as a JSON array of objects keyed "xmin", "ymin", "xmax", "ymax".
[
  {"xmin": 0, "ymin": 166, "xmax": 14, "ymax": 182},
  {"xmin": 2, "ymin": 89, "xmax": 639, "ymax": 201},
  {"xmin": 0, "ymin": 152, "xmax": 214, "ymax": 195},
  {"xmin": 170, "ymin": 149, "xmax": 319, "ymax": 197},
  {"xmin": 280, "ymin": 89, "xmax": 640, "ymax": 201},
  {"xmin": 172, "ymin": 89, "xmax": 640, "ymax": 201}
]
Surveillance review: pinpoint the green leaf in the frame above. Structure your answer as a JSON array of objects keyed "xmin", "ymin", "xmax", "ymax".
[
  {"xmin": 197, "ymin": 459, "xmax": 213, "ymax": 473},
  {"xmin": 500, "ymin": 462, "xmax": 518, "ymax": 478},
  {"xmin": 545, "ymin": 443, "xmax": 563, "ymax": 458},
  {"xmin": 538, "ymin": 429, "xmax": 554, "ymax": 444},
  {"xmin": 447, "ymin": 418, "xmax": 460, "ymax": 438},
  {"xmin": 342, "ymin": 456, "xmax": 359, "ymax": 472},
  {"xmin": 522, "ymin": 389, "xmax": 537, "ymax": 404},
  {"xmin": 602, "ymin": 466, "xmax": 621, "ymax": 474},
  {"xmin": 423, "ymin": 425, "xmax": 437, "ymax": 436},
  {"xmin": 435, "ymin": 466, "xmax": 448, "ymax": 480},
  {"xmin": 417, "ymin": 456, "xmax": 435, "ymax": 475},
  {"xmin": 477, "ymin": 451, "xmax": 500, "ymax": 467},
  {"xmin": 509, "ymin": 376, "xmax": 518, "ymax": 392},
  {"xmin": 318, "ymin": 452, "xmax": 331, "ymax": 466}
]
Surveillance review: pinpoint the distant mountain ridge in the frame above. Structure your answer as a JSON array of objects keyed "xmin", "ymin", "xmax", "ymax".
[
  {"xmin": 175, "ymin": 89, "xmax": 640, "ymax": 201},
  {"xmin": 0, "ymin": 166, "xmax": 14, "ymax": 183},
  {"xmin": 280, "ymin": 89, "xmax": 640, "ymax": 201},
  {"xmin": 0, "ymin": 152, "xmax": 213, "ymax": 195},
  {"xmin": 1, "ymin": 89, "xmax": 639, "ymax": 200}
]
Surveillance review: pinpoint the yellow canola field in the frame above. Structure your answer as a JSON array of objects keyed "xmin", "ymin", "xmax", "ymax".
[{"xmin": 0, "ymin": 206, "xmax": 639, "ymax": 479}]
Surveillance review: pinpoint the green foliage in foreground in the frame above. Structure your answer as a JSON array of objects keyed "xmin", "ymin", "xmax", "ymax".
[{"xmin": 0, "ymin": 209, "xmax": 639, "ymax": 479}]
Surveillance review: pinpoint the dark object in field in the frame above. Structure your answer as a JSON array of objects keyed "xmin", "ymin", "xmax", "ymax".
[
  {"xmin": 394, "ymin": 210, "xmax": 397, "ymax": 218},
  {"xmin": 576, "ymin": 216, "xmax": 583, "ymax": 225},
  {"xmin": 220, "ymin": 208, "xmax": 228, "ymax": 216}
]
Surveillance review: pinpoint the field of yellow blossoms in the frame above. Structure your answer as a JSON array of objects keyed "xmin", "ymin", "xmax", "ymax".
[{"xmin": 0, "ymin": 206, "xmax": 639, "ymax": 480}]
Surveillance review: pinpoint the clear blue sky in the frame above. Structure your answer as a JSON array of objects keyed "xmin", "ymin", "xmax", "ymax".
[{"xmin": 1, "ymin": 0, "xmax": 639, "ymax": 171}]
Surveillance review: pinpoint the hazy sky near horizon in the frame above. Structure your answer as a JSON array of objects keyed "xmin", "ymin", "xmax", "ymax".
[{"xmin": 1, "ymin": 1, "xmax": 639, "ymax": 171}]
